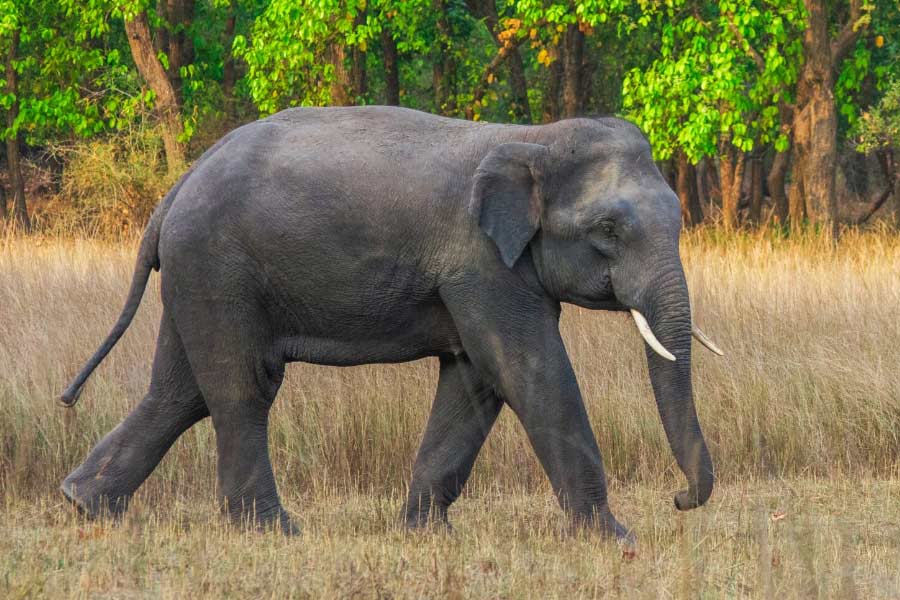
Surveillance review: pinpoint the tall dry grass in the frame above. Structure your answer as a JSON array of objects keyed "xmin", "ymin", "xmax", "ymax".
[
  {"xmin": 1, "ymin": 227, "xmax": 898, "ymax": 503},
  {"xmin": 1, "ymin": 227, "xmax": 899, "ymax": 597}
]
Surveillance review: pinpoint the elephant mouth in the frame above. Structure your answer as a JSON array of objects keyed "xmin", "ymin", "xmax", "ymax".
[
  {"xmin": 562, "ymin": 268, "xmax": 625, "ymax": 311},
  {"xmin": 571, "ymin": 296, "xmax": 628, "ymax": 311}
]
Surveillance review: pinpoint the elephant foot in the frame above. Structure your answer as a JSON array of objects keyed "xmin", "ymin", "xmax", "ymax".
[
  {"xmin": 402, "ymin": 504, "xmax": 453, "ymax": 533},
  {"xmin": 227, "ymin": 503, "xmax": 300, "ymax": 536},
  {"xmin": 615, "ymin": 527, "xmax": 638, "ymax": 559},
  {"xmin": 61, "ymin": 471, "xmax": 130, "ymax": 520},
  {"xmin": 570, "ymin": 508, "xmax": 637, "ymax": 555},
  {"xmin": 271, "ymin": 509, "xmax": 301, "ymax": 536},
  {"xmin": 404, "ymin": 518, "xmax": 453, "ymax": 534}
]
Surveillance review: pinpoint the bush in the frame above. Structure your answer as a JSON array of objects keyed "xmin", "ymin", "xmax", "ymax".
[{"xmin": 44, "ymin": 120, "xmax": 181, "ymax": 238}]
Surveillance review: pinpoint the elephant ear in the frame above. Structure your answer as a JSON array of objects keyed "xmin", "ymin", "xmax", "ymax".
[{"xmin": 469, "ymin": 142, "xmax": 549, "ymax": 268}]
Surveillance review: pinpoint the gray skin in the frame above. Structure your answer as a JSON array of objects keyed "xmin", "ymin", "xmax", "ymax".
[{"xmin": 59, "ymin": 106, "xmax": 714, "ymax": 541}]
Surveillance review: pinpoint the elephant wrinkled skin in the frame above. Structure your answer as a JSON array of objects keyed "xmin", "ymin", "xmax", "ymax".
[{"xmin": 59, "ymin": 106, "xmax": 716, "ymax": 541}]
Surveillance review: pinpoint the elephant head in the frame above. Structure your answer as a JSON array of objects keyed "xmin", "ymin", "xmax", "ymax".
[{"xmin": 470, "ymin": 117, "xmax": 721, "ymax": 510}]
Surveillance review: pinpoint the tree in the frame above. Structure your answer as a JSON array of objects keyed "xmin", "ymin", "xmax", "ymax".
[
  {"xmin": 2, "ymin": 23, "xmax": 26, "ymax": 229},
  {"xmin": 68, "ymin": 0, "xmax": 191, "ymax": 172},
  {"xmin": 222, "ymin": 0, "xmax": 239, "ymax": 117},
  {"xmin": 161, "ymin": 0, "xmax": 196, "ymax": 102},
  {"xmin": 123, "ymin": 5, "xmax": 186, "ymax": 172},
  {"xmin": 853, "ymin": 77, "xmax": 900, "ymax": 222},
  {"xmin": 788, "ymin": 0, "xmax": 870, "ymax": 232},
  {"xmin": 234, "ymin": 0, "xmax": 412, "ymax": 113},
  {"xmin": 381, "ymin": 23, "xmax": 401, "ymax": 105},
  {"xmin": 622, "ymin": 0, "xmax": 804, "ymax": 228},
  {"xmin": 512, "ymin": 1, "xmax": 623, "ymax": 121},
  {"xmin": 432, "ymin": 0, "xmax": 457, "ymax": 115},
  {"xmin": 676, "ymin": 150, "xmax": 704, "ymax": 225},
  {"xmin": 1, "ymin": 0, "xmax": 150, "ymax": 228},
  {"xmin": 465, "ymin": 0, "xmax": 531, "ymax": 122}
]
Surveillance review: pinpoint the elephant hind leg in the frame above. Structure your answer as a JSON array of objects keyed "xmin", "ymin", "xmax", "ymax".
[
  {"xmin": 61, "ymin": 310, "xmax": 208, "ymax": 518},
  {"xmin": 404, "ymin": 354, "xmax": 503, "ymax": 529},
  {"xmin": 205, "ymin": 395, "xmax": 297, "ymax": 535},
  {"xmin": 173, "ymin": 307, "xmax": 297, "ymax": 535}
]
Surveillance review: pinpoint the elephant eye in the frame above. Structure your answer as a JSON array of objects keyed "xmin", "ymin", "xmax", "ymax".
[
  {"xmin": 596, "ymin": 220, "xmax": 616, "ymax": 238},
  {"xmin": 590, "ymin": 219, "xmax": 618, "ymax": 256}
]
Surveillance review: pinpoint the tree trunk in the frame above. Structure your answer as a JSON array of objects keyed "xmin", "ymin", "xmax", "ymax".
[
  {"xmin": 789, "ymin": 0, "xmax": 866, "ymax": 234},
  {"xmin": 855, "ymin": 149, "xmax": 899, "ymax": 225},
  {"xmin": 676, "ymin": 152, "xmax": 703, "ymax": 227},
  {"xmin": 506, "ymin": 48, "xmax": 532, "ymax": 123},
  {"xmin": 767, "ymin": 150, "xmax": 790, "ymax": 225},
  {"xmin": 787, "ymin": 144, "xmax": 807, "ymax": 226},
  {"xmin": 893, "ymin": 152, "xmax": 900, "ymax": 221},
  {"xmin": 719, "ymin": 147, "xmax": 746, "ymax": 229},
  {"xmin": 381, "ymin": 27, "xmax": 400, "ymax": 106},
  {"xmin": 155, "ymin": 0, "xmax": 169, "ymax": 56},
  {"xmin": 327, "ymin": 43, "xmax": 352, "ymax": 106},
  {"xmin": 695, "ymin": 158, "xmax": 710, "ymax": 215},
  {"xmin": 222, "ymin": 0, "xmax": 237, "ymax": 119},
  {"xmin": 433, "ymin": 0, "xmax": 456, "ymax": 115},
  {"xmin": 351, "ymin": 45, "xmax": 367, "ymax": 100},
  {"xmin": 541, "ymin": 47, "xmax": 561, "ymax": 123},
  {"xmin": 124, "ymin": 11, "xmax": 185, "ymax": 173},
  {"xmin": 748, "ymin": 157, "xmax": 763, "ymax": 225},
  {"xmin": 5, "ymin": 135, "xmax": 27, "ymax": 231},
  {"xmin": 5, "ymin": 29, "xmax": 28, "ymax": 231},
  {"xmin": 791, "ymin": 81, "xmax": 837, "ymax": 231},
  {"xmin": 579, "ymin": 44, "xmax": 596, "ymax": 115},
  {"xmin": 350, "ymin": 12, "xmax": 368, "ymax": 101},
  {"xmin": 165, "ymin": 0, "xmax": 195, "ymax": 104},
  {"xmin": 561, "ymin": 24, "xmax": 583, "ymax": 118}
]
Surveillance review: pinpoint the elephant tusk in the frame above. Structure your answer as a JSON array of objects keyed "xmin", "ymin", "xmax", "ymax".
[
  {"xmin": 692, "ymin": 325, "xmax": 724, "ymax": 356},
  {"xmin": 630, "ymin": 309, "xmax": 676, "ymax": 362}
]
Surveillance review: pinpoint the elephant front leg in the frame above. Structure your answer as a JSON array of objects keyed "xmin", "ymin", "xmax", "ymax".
[
  {"xmin": 511, "ymin": 379, "xmax": 630, "ymax": 539},
  {"xmin": 404, "ymin": 355, "xmax": 503, "ymax": 529},
  {"xmin": 443, "ymin": 284, "xmax": 631, "ymax": 542}
]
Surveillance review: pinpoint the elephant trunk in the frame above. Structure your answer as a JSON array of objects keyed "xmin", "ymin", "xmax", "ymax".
[{"xmin": 639, "ymin": 262, "xmax": 714, "ymax": 510}]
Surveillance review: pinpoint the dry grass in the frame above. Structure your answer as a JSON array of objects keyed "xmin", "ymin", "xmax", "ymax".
[
  {"xmin": 3, "ymin": 480, "xmax": 900, "ymax": 597},
  {"xmin": 1, "ymin": 227, "xmax": 899, "ymax": 597},
  {"xmin": 35, "ymin": 123, "xmax": 176, "ymax": 238}
]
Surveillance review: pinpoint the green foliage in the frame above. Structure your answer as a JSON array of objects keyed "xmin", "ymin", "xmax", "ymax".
[
  {"xmin": 176, "ymin": 1, "xmax": 267, "ymax": 135},
  {"xmin": 233, "ymin": 0, "xmax": 420, "ymax": 113},
  {"xmin": 835, "ymin": 0, "xmax": 900, "ymax": 130},
  {"xmin": 234, "ymin": 0, "xmax": 351, "ymax": 113},
  {"xmin": 853, "ymin": 77, "xmax": 900, "ymax": 153},
  {"xmin": 0, "ymin": 0, "xmax": 149, "ymax": 144},
  {"xmin": 621, "ymin": 0, "xmax": 805, "ymax": 162}
]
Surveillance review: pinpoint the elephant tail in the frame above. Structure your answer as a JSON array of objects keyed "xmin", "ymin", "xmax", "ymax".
[{"xmin": 58, "ymin": 186, "xmax": 175, "ymax": 408}]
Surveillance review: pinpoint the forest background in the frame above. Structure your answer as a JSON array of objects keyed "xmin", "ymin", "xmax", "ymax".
[{"xmin": 0, "ymin": 0, "xmax": 898, "ymax": 236}]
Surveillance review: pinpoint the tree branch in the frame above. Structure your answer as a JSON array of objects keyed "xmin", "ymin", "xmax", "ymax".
[
  {"xmin": 465, "ymin": 19, "xmax": 545, "ymax": 120},
  {"xmin": 831, "ymin": 0, "xmax": 866, "ymax": 68},
  {"xmin": 725, "ymin": 15, "xmax": 765, "ymax": 72},
  {"xmin": 855, "ymin": 150, "xmax": 897, "ymax": 225}
]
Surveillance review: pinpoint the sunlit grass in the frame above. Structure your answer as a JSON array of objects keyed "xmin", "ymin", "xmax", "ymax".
[{"xmin": 1, "ymin": 227, "xmax": 899, "ymax": 596}]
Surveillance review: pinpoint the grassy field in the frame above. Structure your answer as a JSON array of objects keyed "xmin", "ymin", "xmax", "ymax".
[{"xmin": 1, "ymin": 228, "xmax": 899, "ymax": 597}]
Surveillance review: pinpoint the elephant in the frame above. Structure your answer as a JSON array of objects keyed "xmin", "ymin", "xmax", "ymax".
[{"xmin": 59, "ymin": 106, "xmax": 722, "ymax": 542}]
